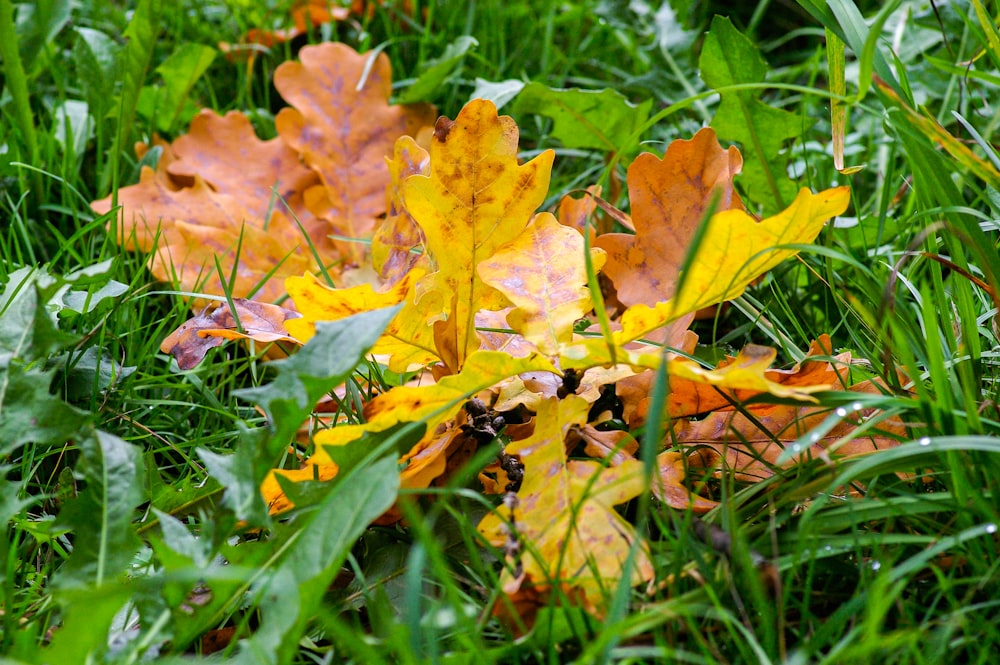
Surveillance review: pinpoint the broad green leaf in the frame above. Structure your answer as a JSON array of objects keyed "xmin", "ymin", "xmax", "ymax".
[
  {"xmin": 513, "ymin": 82, "xmax": 652, "ymax": 152},
  {"xmin": 153, "ymin": 42, "xmax": 217, "ymax": 131},
  {"xmin": 11, "ymin": 0, "xmax": 71, "ymax": 72},
  {"xmin": 0, "ymin": 268, "xmax": 75, "ymax": 362},
  {"xmin": 240, "ymin": 454, "xmax": 399, "ymax": 663},
  {"xmin": 397, "ymin": 35, "xmax": 477, "ymax": 104},
  {"xmin": 0, "ymin": 366, "xmax": 91, "ymax": 455},
  {"xmin": 39, "ymin": 583, "xmax": 137, "ymax": 665},
  {"xmin": 470, "ymin": 77, "xmax": 525, "ymax": 109},
  {"xmin": 54, "ymin": 431, "xmax": 145, "ymax": 587},
  {"xmin": 699, "ymin": 16, "xmax": 807, "ymax": 212}
]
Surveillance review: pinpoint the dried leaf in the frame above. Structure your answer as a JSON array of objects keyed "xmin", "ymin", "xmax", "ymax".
[
  {"xmin": 274, "ymin": 42, "xmax": 436, "ymax": 264},
  {"xmin": 479, "ymin": 396, "xmax": 653, "ymax": 622},
  {"xmin": 160, "ymin": 299, "xmax": 302, "ymax": 370},
  {"xmin": 373, "ymin": 135, "xmax": 430, "ymax": 283},
  {"xmin": 676, "ymin": 378, "xmax": 907, "ymax": 482},
  {"xmin": 595, "ymin": 127, "xmax": 744, "ymax": 307},
  {"xmin": 478, "ymin": 213, "xmax": 605, "ymax": 354},
  {"xmin": 561, "ymin": 185, "xmax": 851, "ymax": 370},
  {"xmin": 399, "ymin": 99, "xmax": 555, "ymax": 371},
  {"xmin": 167, "ymin": 110, "xmax": 319, "ymax": 228}
]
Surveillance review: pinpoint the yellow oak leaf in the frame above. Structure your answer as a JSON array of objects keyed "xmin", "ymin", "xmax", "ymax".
[
  {"xmin": 362, "ymin": 351, "xmax": 558, "ymax": 427},
  {"xmin": 479, "ymin": 396, "xmax": 653, "ymax": 620},
  {"xmin": 274, "ymin": 42, "xmax": 436, "ymax": 266},
  {"xmin": 401, "ymin": 99, "xmax": 555, "ymax": 371},
  {"xmin": 478, "ymin": 213, "xmax": 606, "ymax": 354},
  {"xmin": 260, "ymin": 351, "xmax": 559, "ymax": 516},
  {"xmin": 283, "ymin": 269, "xmax": 423, "ymax": 343},
  {"xmin": 372, "ymin": 135, "xmax": 430, "ymax": 284},
  {"xmin": 621, "ymin": 186, "xmax": 851, "ymax": 340}
]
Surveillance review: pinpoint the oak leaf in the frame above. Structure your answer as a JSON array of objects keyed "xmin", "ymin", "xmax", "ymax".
[
  {"xmin": 399, "ymin": 99, "xmax": 555, "ymax": 371},
  {"xmin": 478, "ymin": 213, "xmax": 605, "ymax": 354},
  {"xmin": 560, "ymin": 185, "xmax": 850, "ymax": 371},
  {"xmin": 160, "ymin": 299, "xmax": 302, "ymax": 370},
  {"xmin": 595, "ymin": 127, "xmax": 744, "ymax": 308},
  {"xmin": 372, "ymin": 135, "xmax": 430, "ymax": 284},
  {"xmin": 261, "ymin": 352, "xmax": 559, "ymax": 516},
  {"xmin": 478, "ymin": 396, "xmax": 653, "ymax": 623},
  {"xmin": 274, "ymin": 42, "xmax": 436, "ymax": 265},
  {"xmin": 677, "ymin": 376, "xmax": 907, "ymax": 482}
]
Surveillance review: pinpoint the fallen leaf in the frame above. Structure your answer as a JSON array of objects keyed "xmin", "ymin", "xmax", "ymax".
[
  {"xmin": 274, "ymin": 42, "xmax": 436, "ymax": 265},
  {"xmin": 561, "ymin": 185, "xmax": 851, "ymax": 371},
  {"xmin": 160, "ymin": 299, "xmax": 302, "ymax": 370},
  {"xmin": 654, "ymin": 451, "xmax": 720, "ymax": 513},
  {"xmin": 399, "ymin": 99, "xmax": 555, "ymax": 371},
  {"xmin": 675, "ymin": 377, "xmax": 907, "ymax": 482},
  {"xmin": 372, "ymin": 135, "xmax": 430, "ymax": 284},
  {"xmin": 167, "ymin": 110, "xmax": 320, "ymax": 230},
  {"xmin": 243, "ymin": 0, "xmax": 349, "ymax": 49},
  {"xmin": 619, "ymin": 334, "xmax": 850, "ymax": 427},
  {"xmin": 478, "ymin": 213, "xmax": 605, "ymax": 354},
  {"xmin": 595, "ymin": 127, "xmax": 744, "ymax": 308},
  {"xmin": 479, "ymin": 396, "xmax": 654, "ymax": 621}
]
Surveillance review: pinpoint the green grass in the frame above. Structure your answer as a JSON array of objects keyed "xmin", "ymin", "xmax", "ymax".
[{"xmin": 2, "ymin": 0, "xmax": 1000, "ymax": 662}]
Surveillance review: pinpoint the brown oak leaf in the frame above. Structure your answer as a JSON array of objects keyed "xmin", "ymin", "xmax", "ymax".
[
  {"xmin": 595, "ymin": 127, "xmax": 744, "ymax": 307},
  {"xmin": 274, "ymin": 42, "xmax": 436, "ymax": 265}
]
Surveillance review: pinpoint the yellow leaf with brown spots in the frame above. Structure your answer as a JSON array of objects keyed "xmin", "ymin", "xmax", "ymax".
[
  {"xmin": 372, "ymin": 135, "xmax": 430, "ymax": 284},
  {"xmin": 401, "ymin": 99, "xmax": 555, "ymax": 371},
  {"xmin": 478, "ymin": 396, "xmax": 653, "ymax": 620},
  {"xmin": 478, "ymin": 213, "xmax": 605, "ymax": 354}
]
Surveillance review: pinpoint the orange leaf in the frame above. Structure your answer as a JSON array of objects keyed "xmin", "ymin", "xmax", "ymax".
[
  {"xmin": 478, "ymin": 213, "xmax": 605, "ymax": 354},
  {"xmin": 400, "ymin": 99, "xmax": 555, "ymax": 371},
  {"xmin": 654, "ymin": 451, "xmax": 720, "ymax": 513},
  {"xmin": 676, "ymin": 378, "xmax": 907, "ymax": 482},
  {"xmin": 274, "ymin": 43, "xmax": 436, "ymax": 265},
  {"xmin": 167, "ymin": 110, "xmax": 320, "ymax": 232},
  {"xmin": 595, "ymin": 127, "xmax": 744, "ymax": 307},
  {"xmin": 478, "ymin": 396, "xmax": 654, "ymax": 620},
  {"xmin": 160, "ymin": 299, "xmax": 301, "ymax": 370}
]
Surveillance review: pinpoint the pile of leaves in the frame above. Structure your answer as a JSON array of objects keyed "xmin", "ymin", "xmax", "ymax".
[{"xmin": 94, "ymin": 40, "xmax": 908, "ymax": 627}]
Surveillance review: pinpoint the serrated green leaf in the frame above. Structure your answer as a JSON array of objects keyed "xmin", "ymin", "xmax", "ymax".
[
  {"xmin": 513, "ymin": 82, "xmax": 652, "ymax": 152},
  {"xmin": 0, "ymin": 366, "xmax": 91, "ymax": 455},
  {"xmin": 699, "ymin": 16, "xmax": 808, "ymax": 213},
  {"xmin": 0, "ymin": 268, "xmax": 76, "ymax": 362},
  {"xmin": 197, "ymin": 433, "xmax": 270, "ymax": 526},
  {"xmin": 397, "ymin": 35, "xmax": 477, "ymax": 104}
]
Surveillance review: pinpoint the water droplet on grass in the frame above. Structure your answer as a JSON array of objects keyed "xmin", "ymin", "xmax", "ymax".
[
  {"xmin": 918, "ymin": 437, "xmax": 931, "ymax": 447},
  {"xmin": 986, "ymin": 523, "xmax": 997, "ymax": 535},
  {"xmin": 835, "ymin": 407, "xmax": 847, "ymax": 417}
]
